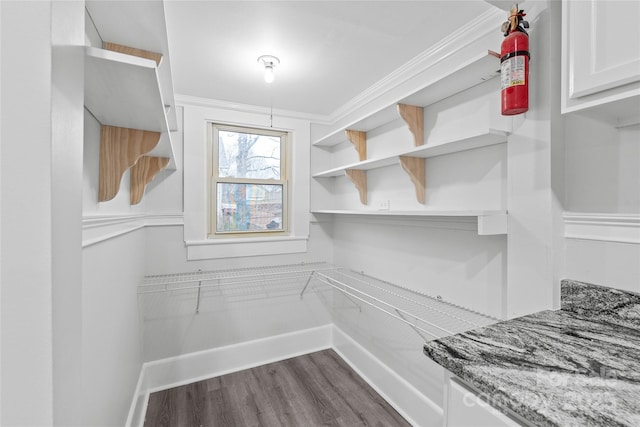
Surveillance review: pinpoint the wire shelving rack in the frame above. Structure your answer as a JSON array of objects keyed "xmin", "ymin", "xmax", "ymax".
[
  {"xmin": 302, "ymin": 268, "xmax": 497, "ymax": 341},
  {"xmin": 138, "ymin": 262, "xmax": 497, "ymax": 341}
]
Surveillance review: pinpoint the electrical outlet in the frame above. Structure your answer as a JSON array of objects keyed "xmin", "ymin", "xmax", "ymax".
[{"xmin": 378, "ymin": 200, "xmax": 390, "ymax": 210}]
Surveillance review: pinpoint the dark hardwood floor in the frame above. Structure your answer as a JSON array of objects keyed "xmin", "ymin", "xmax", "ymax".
[{"xmin": 144, "ymin": 348, "xmax": 412, "ymax": 427}]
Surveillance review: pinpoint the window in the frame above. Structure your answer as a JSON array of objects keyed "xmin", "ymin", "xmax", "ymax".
[{"xmin": 209, "ymin": 124, "xmax": 288, "ymax": 236}]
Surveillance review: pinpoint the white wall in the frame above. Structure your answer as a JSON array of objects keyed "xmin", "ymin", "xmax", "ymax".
[
  {"xmin": 82, "ymin": 230, "xmax": 146, "ymax": 427},
  {"xmin": 1, "ymin": 2, "xmax": 55, "ymax": 424},
  {"xmin": 329, "ymin": 221, "xmax": 506, "ymax": 415},
  {"xmin": 505, "ymin": 0, "xmax": 565, "ymax": 317},
  {"xmin": 81, "ymin": 78, "xmax": 153, "ymax": 425},
  {"xmin": 142, "ymin": 224, "xmax": 333, "ymax": 362},
  {"xmin": 52, "ymin": 2, "xmax": 85, "ymax": 424},
  {"xmin": 140, "ymin": 102, "xmax": 334, "ymax": 361},
  {"xmin": 331, "ymin": 222, "xmax": 507, "ymax": 317},
  {"xmin": 564, "ymin": 118, "xmax": 640, "ymax": 293},
  {"xmin": 1, "ymin": 1, "xmax": 87, "ymax": 425},
  {"xmin": 565, "ymin": 238, "xmax": 640, "ymax": 294},
  {"xmin": 80, "ymin": 15, "xmax": 159, "ymax": 424},
  {"xmin": 565, "ymin": 118, "xmax": 639, "ymax": 213}
]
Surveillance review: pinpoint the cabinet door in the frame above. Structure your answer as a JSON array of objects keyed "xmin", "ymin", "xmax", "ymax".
[
  {"xmin": 445, "ymin": 377, "xmax": 523, "ymax": 427},
  {"xmin": 566, "ymin": 0, "xmax": 640, "ymax": 99}
]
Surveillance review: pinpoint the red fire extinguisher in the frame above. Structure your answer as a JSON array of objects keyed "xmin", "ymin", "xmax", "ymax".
[{"xmin": 500, "ymin": 5, "xmax": 530, "ymax": 115}]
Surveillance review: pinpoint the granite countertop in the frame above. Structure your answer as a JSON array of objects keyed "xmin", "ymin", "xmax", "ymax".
[{"xmin": 423, "ymin": 280, "xmax": 640, "ymax": 427}]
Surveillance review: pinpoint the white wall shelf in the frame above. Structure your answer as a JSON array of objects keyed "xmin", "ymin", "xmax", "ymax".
[
  {"xmin": 311, "ymin": 210, "xmax": 508, "ymax": 236},
  {"xmin": 84, "ymin": 0, "xmax": 178, "ymax": 204},
  {"xmin": 85, "ymin": 0, "xmax": 178, "ymax": 132},
  {"xmin": 313, "ymin": 156, "xmax": 399, "ymax": 178},
  {"xmin": 313, "ymin": 128, "xmax": 507, "ymax": 178},
  {"xmin": 313, "ymin": 50, "xmax": 500, "ymax": 147},
  {"xmin": 85, "ymin": 46, "xmax": 175, "ymax": 164}
]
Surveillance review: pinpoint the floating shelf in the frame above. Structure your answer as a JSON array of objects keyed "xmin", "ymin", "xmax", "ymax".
[
  {"xmin": 84, "ymin": 46, "xmax": 175, "ymax": 166},
  {"xmin": 313, "ymin": 51, "xmax": 500, "ymax": 147},
  {"xmin": 311, "ymin": 210, "xmax": 508, "ymax": 235},
  {"xmin": 314, "ymin": 156, "xmax": 400, "ymax": 178},
  {"xmin": 85, "ymin": 1, "xmax": 178, "ymax": 206},
  {"xmin": 400, "ymin": 128, "xmax": 507, "ymax": 159},
  {"xmin": 312, "ymin": 128, "xmax": 508, "ymax": 178},
  {"xmin": 85, "ymin": 0, "xmax": 178, "ymax": 132}
]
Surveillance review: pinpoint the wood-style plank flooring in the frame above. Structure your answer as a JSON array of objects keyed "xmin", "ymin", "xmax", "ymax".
[{"xmin": 144, "ymin": 349, "xmax": 411, "ymax": 427}]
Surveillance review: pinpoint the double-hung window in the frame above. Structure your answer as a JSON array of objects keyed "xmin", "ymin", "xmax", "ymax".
[{"xmin": 209, "ymin": 124, "xmax": 288, "ymax": 236}]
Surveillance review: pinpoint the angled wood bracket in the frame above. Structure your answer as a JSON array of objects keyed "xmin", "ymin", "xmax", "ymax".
[
  {"xmin": 130, "ymin": 156, "xmax": 170, "ymax": 205},
  {"xmin": 99, "ymin": 125, "xmax": 161, "ymax": 202},
  {"xmin": 397, "ymin": 104, "xmax": 424, "ymax": 147},
  {"xmin": 103, "ymin": 42, "xmax": 163, "ymax": 66},
  {"xmin": 397, "ymin": 104, "xmax": 425, "ymax": 203},
  {"xmin": 345, "ymin": 130, "xmax": 367, "ymax": 161},
  {"xmin": 399, "ymin": 156, "xmax": 425, "ymax": 204},
  {"xmin": 345, "ymin": 169, "xmax": 367, "ymax": 205}
]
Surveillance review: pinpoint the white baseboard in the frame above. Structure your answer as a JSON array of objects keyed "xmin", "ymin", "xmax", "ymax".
[
  {"xmin": 127, "ymin": 324, "xmax": 441, "ymax": 427},
  {"xmin": 332, "ymin": 326, "xmax": 443, "ymax": 427},
  {"xmin": 126, "ymin": 324, "xmax": 333, "ymax": 427}
]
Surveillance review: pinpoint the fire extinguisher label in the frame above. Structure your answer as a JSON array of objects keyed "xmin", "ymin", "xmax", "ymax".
[{"xmin": 501, "ymin": 56, "xmax": 526, "ymax": 89}]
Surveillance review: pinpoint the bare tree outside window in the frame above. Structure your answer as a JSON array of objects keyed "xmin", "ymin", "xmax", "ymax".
[{"xmin": 211, "ymin": 125, "xmax": 287, "ymax": 234}]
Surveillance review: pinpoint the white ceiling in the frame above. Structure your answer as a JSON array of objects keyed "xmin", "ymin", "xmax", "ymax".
[{"xmin": 165, "ymin": 1, "xmax": 493, "ymax": 118}]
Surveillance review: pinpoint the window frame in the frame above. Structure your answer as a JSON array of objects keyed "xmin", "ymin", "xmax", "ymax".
[{"xmin": 208, "ymin": 123, "xmax": 289, "ymax": 238}]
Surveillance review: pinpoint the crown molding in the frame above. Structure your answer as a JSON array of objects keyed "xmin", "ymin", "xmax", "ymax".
[
  {"xmin": 326, "ymin": 8, "xmax": 504, "ymax": 124},
  {"xmin": 175, "ymin": 94, "xmax": 330, "ymax": 124}
]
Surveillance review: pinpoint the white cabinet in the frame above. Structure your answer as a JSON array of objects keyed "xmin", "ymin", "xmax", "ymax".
[
  {"xmin": 445, "ymin": 376, "xmax": 524, "ymax": 427},
  {"xmin": 562, "ymin": 0, "xmax": 640, "ymax": 126}
]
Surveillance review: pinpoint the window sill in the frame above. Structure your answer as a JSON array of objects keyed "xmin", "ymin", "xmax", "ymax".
[{"xmin": 185, "ymin": 235, "xmax": 309, "ymax": 260}]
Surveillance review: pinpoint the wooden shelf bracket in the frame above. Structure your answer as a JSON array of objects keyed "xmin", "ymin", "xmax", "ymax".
[
  {"xmin": 346, "ymin": 130, "xmax": 367, "ymax": 161},
  {"xmin": 99, "ymin": 125, "xmax": 161, "ymax": 202},
  {"xmin": 103, "ymin": 42, "xmax": 163, "ymax": 66},
  {"xmin": 399, "ymin": 156, "xmax": 425, "ymax": 204},
  {"xmin": 345, "ymin": 169, "xmax": 367, "ymax": 205},
  {"xmin": 130, "ymin": 156, "xmax": 170, "ymax": 205},
  {"xmin": 397, "ymin": 104, "xmax": 424, "ymax": 147}
]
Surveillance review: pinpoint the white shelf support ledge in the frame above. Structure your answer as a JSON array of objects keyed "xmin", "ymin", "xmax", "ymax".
[
  {"xmin": 311, "ymin": 210, "xmax": 508, "ymax": 236},
  {"xmin": 477, "ymin": 213, "xmax": 508, "ymax": 235}
]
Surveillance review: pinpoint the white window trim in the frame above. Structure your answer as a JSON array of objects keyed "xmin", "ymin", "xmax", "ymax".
[{"xmin": 182, "ymin": 104, "xmax": 310, "ymax": 260}]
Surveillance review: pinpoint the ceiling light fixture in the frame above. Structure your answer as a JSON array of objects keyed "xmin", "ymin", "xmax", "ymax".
[{"xmin": 257, "ymin": 55, "xmax": 280, "ymax": 84}]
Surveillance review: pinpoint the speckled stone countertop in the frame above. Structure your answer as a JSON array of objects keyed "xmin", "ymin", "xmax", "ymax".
[{"xmin": 423, "ymin": 280, "xmax": 640, "ymax": 427}]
